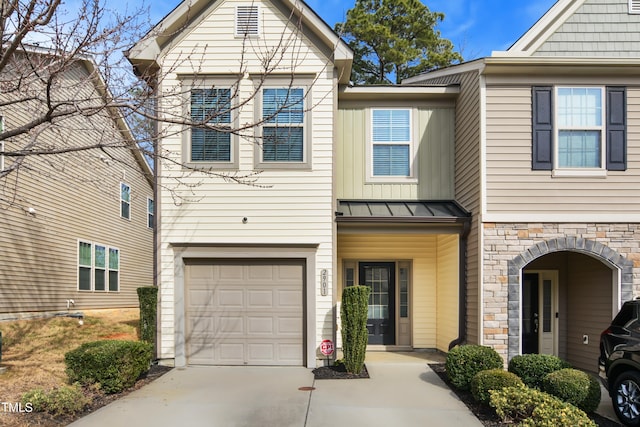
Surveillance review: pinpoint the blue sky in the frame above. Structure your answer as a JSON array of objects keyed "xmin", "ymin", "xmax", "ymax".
[{"xmin": 146, "ymin": 0, "xmax": 559, "ymax": 61}]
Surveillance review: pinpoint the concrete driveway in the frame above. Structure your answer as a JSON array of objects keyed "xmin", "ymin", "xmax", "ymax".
[{"xmin": 69, "ymin": 352, "xmax": 482, "ymax": 427}]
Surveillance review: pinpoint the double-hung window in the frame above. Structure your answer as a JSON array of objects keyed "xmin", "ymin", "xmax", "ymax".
[
  {"xmin": 261, "ymin": 87, "xmax": 305, "ymax": 163},
  {"xmin": 190, "ymin": 88, "xmax": 232, "ymax": 163},
  {"xmin": 147, "ymin": 198, "xmax": 154, "ymax": 229},
  {"xmin": 120, "ymin": 183, "xmax": 131, "ymax": 219},
  {"xmin": 78, "ymin": 241, "xmax": 119, "ymax": 292},
  {"xmin": 370, "ymin": 108, "xmax": 413, "ymax": 179},
  {"xmin": 532, "ymin": 86, "xmax": 626, "ymax": 174},
  {"xmin": 556, "ymin": 87, "xmax": 603, "ymax": 169}
]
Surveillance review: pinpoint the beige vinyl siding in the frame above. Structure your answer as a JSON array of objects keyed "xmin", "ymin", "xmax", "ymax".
[
  {"xmin": 155, "ymin": 0, "xmax": 335, "ymax": 360},
  {"xmin": 436, "ymin": 234, "xmax": 459, "ymax": 350},
  {"xmin": 336, "ymin": 105, "xmax": 455, "ymax": 200},
  {"xmin": 534, "ymin": 0, "xmax": 640, "ymax": 57},
  {"xmin": 485, "ymin": 81, "xmax": 640, "ymax": 216},
  {"xmin": 337, "ymin": 233, "xmax": 459, "ymax": 352},
  {"xmin": 408, "ymin": 70, "xmax": 482, "ymax": 346},
  {"xmin": 0, "ymin": 62, "xmax": 153, "ymax": 313}
]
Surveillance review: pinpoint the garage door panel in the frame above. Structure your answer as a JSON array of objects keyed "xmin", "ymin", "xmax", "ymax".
[
  {"xmin": 218, "ymin": 289, "xmax": 244, "ymax": 308},
  {"xmin": 185, "ymin": 260, "xmax": 304, "ymax": 366}
]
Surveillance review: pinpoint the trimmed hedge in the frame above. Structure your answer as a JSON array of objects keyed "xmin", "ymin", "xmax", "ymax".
[
  {"xmin": 470, "ymin": 369, "xmax": 523, "ymax": 404},
  {"xmin": 21, "ymin": 384, "xmax": 90, "ymax": 416},
  {"xmin": 445, "ymin": 345, "xmax": 504, "ymax": 391},
  {"xmin": 341, "ymin": 285, "xmax": 370, "ymax": 375},
  {"xmin": 137, "ymin": 286, "xmax": 158, "ymax": 343},
  {"xmin": 542, "ymin": 368, "xmax": 601, "ymax": 413},
  {"xmin": 508, "ymin": 354, "xmax": 571, "ymax": 390},
  {"xmin": 490, "ymin": 384, "xmax": 596, "ymax": 427},
  {"xmin": 65, "ymin": 340, "xmax": 152, "ymax": 394}
]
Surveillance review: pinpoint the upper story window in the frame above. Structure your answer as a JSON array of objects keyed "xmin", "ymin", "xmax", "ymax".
[
  {"xmin": 532, "ymin": 86, "xmax": 626, "ymax": 175},
  {"xmin": 120, "ymin": 182, "xmax": 131, "ymax": 219},
  {"xmin": 235, "ymin": 5, "xmax": 260, "ymax": 37},
  {"xmin": 147, "ymin": 198, "xmax": 154, "ymax": 229},
  {"xmin": 190, "ymin": 88, "xmax": 232, "ymax": 162},
  {"xmin": 556, "ymin": 87, "xmax": 603, "ymax": 169},
  {"xmin": 259, "ymin": 87, "xmax": 307, "ymax": 166},
  {"xmin": 369, "ymin": 108, "xmax": 415, "ymax": 181}
]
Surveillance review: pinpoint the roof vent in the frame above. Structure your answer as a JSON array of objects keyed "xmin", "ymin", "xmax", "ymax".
[
  {"xmin": 236, "ymin": 5, "xmax": 260, "ymax": 37},
  {"xmin": 630, "ymin": 0, "xmax": 640, "ymax": 14}
]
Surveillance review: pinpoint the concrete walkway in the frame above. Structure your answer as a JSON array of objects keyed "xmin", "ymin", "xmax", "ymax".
[{"xmin": 69, "ymin": 352, "xmax": 482, "ymax": 427}]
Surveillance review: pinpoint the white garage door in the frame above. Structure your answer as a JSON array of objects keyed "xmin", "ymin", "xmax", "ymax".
[{"xmin": 185, "ymin": 260, "xmax": 304, "ymax": 366}]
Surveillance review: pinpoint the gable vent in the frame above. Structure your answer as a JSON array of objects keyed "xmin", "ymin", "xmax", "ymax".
[
  {"xmin": 630, "ymin": 0, "xmax": 640, "ymax": 14},
  {"xmin": 236, "ymin": 5, "xmax": 260, "ymax": 37}
]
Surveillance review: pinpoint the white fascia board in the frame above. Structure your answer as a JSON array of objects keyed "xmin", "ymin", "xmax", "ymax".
[
  {"xmin": 482, "ymin": 213, "xmax": 640, "ymax": 223},
  {"xmin": 505, "ymin": 0, "xmax": 586, "ymax": 56}
]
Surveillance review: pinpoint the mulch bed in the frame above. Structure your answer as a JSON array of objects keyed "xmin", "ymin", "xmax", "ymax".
[
  {"xmin": 312, "ymin": 363, "xmax": 369, "ymax": 379},
  {"xmin": 428, "ymin": 363, "xmax": 622, "ymax": 427},
  {"xmin": 22, "ymin": 364, "xmax": 173, "ymax": 426}
]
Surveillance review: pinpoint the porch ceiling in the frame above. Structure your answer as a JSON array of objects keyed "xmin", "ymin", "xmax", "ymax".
[{"xmin": 336, "ymin": 200, "xmax": 471, "ymax": 224}]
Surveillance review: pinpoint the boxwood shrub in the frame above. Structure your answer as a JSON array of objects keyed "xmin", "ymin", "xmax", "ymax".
[
  {"xmin": 21, "ymin": 384, "xmax": 90, "ymax": 416},
  {"xmin": 489, "ymin": 384, "xmax": 596, "ymax": 427},
  {"xmin": 542, "ymin": 368, "xmax": 601, "ymax": 413},
  {"xmin": 445, "ymin": 345, "xmax": 504, "ymax": 390},
  {"xmin": 507, "ymin": 353, "xmax": 571, "ymax": 389},
  {"xmin": 65, "ymin": 340, "xmax": 152, "ymax": 394},
  {"xmin": 470, "ymin": 368, "xmax": 523, "ymax": 404}
]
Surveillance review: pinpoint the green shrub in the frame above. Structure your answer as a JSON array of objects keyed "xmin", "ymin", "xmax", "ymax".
[
  {"xmin": 490, "ymin": 384, "xmax": 596, "ymax": 426},
  {"xmin": 445, "ymin": 345, "xmax": 504, "ymax": 390},
  {"xmin": 137, "ymin": 286, "xmax": 158, "ymax": 343},
  {"xmin": 65, "ymin": 340, "xmax": 152, "ymax": 394},
  {"xmin": 470, "ymin": 368, "xmax": 523, "ymax": 404},
  {"xmin": 508, "ymin": 354, "xmax": 571, "ymax": 389},
  {"xmin": 341, "ymin": 285, "xmax": 370, "ymax": 375},
  {"xmin": 542, "ymin": 368, "xmax": 601, "ymax": 413},
  {"xmin": 21, "ymin": 384, "xmax": 90, "ymax": 416}
]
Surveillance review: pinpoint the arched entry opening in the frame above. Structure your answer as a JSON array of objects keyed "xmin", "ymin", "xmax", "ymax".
[{"xmin": 507, "ymin": 238, "xmax": 633, "ymax": 372}]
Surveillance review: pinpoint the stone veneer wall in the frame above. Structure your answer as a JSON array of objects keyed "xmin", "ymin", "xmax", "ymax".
[{"xmin": 482, "ymin": 222, "xmax": 640, "ymax": 362}]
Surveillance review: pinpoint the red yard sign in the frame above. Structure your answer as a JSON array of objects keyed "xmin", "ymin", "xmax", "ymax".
[{"xmin": 320, "ymin": 339, "xmax": 334, "ymax": 356}]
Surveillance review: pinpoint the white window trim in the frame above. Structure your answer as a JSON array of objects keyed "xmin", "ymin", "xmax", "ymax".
[
  {"xmin": 180, "ymin": 76, "xmax": 239, "ymax": 169},
  {"xmin": 552, "ymin": 86, "xmax": 606, "ymax": 178},
  {"xmin": 147, "ymin": 197, "xmax": 154, "ymax": 229},
  {"xmin": 254, "ymin": 78, "xmax": 312, "ymax": 170},
  {"xmin": 235, "ymin": 5, "xmax": 260, "ymax": 38},
  {"xmin": 630, "ymin": 0, "xmax": 640, "ymax": 14},
  {"xmin": 77, "ymin": 240, "xmax": 120, "ymax": 292},
  {"xmin": 120, "ymin": 182, "xmax": 131, "ymax": 220},
  {"xmin": 366, "ymin": 107, "xmax": 418, "ymax": 183}
]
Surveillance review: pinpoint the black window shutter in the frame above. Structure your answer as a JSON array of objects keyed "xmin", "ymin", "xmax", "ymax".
[
  {"xmin": 606, "ymin": 86, "xmax": 627, "ymax": 171},
  {"xmin": 532, "ymin": 86, "xmax": 553, "ymax": 170}
]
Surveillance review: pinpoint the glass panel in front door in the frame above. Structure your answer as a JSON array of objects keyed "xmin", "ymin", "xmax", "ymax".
[{"xmin": 359, "ymin": 262, "xmax": 395, "ymax": 345}]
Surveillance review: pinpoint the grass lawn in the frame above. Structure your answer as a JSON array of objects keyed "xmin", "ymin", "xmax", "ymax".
[{"xmin": 0, "ymin": 308, "xmax": 141, "ymax": 427}]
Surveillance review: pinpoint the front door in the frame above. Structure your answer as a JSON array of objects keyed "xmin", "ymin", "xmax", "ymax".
[
  {"xmin": 359, "ymin": 262, "xmax": 395, "ymax": 345},
  {"xmin": 522, "ymin": 271, "xmax": 558, "ymax": 355}
]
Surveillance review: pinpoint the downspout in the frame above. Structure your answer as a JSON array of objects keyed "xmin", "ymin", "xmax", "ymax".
[{"xmin": 448, "ymin": 217, "xmax": 472, "ymax": 350}]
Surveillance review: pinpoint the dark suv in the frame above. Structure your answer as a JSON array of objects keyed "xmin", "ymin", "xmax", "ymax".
[{"xmin": 600, "ymin": 300, "xmax": 640, "ymax": 426}]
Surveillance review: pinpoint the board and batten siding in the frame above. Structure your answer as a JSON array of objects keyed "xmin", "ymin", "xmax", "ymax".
[
  {"xmin": 336, "ymin": 104, "xmax": 455, "ymax": 200},
  {"xmin": 337, "ymin": 233, "xmax": 459, "ymax": 352},
  {"xmin": 155, "ymin": 0, "xmax": 336, "ymax": 360},
  {"xmin": 534, "ymin": 0, "xmax": 640, "ymax": 57},
  {"xmin": 0, "ymin": 62, "xmax": 153, "ymax": 313},
  {"xmin": 485, "ymin": 80, "xmax": 640, "ymax": 216}
]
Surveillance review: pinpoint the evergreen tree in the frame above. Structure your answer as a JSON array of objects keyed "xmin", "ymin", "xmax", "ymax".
[{"xmin": 335, "ymin": 0, "xmax": 463, "ymax": 84}]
